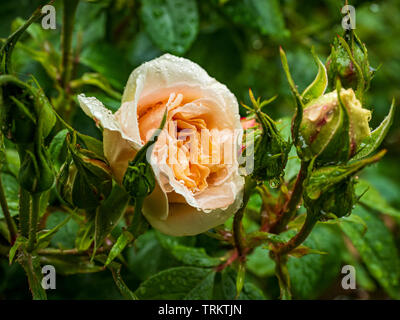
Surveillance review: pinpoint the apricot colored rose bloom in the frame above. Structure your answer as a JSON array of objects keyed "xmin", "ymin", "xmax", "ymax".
[{"xmin": 78, "ymin": 54, "xmax": 244, "ymax": 236}]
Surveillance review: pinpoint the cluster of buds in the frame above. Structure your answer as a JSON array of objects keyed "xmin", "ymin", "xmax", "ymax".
[
  {"xmin": 0, "ymin": 75, "xmax": 56, "ymax": 194},
  {"xmin": 280, "ymin": 28, "xmax": 395, "ymax": 221}
]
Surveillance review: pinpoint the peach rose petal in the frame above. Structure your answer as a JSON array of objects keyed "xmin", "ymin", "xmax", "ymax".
[{"xmin": 145, "ymin": 174, "xmax": 244, "ymax": 236}]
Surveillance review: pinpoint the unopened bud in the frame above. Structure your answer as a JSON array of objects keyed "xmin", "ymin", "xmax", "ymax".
[{"xmin": 300, "ymin": 88, "xmax": 371, "ymax": 164}]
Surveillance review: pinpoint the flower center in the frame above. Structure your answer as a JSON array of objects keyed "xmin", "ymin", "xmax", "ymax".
[{"xmin": 138, "ymin": 92, "xmax": 232, "ymax": 194}]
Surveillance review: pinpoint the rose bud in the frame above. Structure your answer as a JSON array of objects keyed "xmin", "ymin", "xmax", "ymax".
[
  {"xmin": 303, "ymin": 150, "xmax": 385, "ymax": 220},
  {"xmin": 0, "ymin": 75, "xmax": 57, "ymax": 194},
  {"xmin": 300, "ymin": 88, "xmax": 371, "ymax": 165},
  {"xmin": 78, "ymin": 54, "xmax": 244, "ymax": 236},
  {"xmin": 242, "ymin": 91, "xmax": 290, "ymax": 183},
  {"xmin": 0, "ymin": 75, "xmax": 56, "ymax": 145},
  {"xmin": 18, "ymin": 144, "xmax": 54, "ymax": 194},
  {"xmin": 57, "ymin": 133, "xmax": 113, "ymax": 209},
  {"xmin": 326, "ymin": 32, "xmax": 374, "ymax": 93}
]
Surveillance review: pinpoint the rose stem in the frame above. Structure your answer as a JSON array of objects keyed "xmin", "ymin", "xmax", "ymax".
[
  {"xmin": 271, "ymin": 211, "xmax": 319, "ymax": 300},
  {"xmin": 270, "ymin": 160, "xmax": 309, "ymax": 234},
  {"xmin": 274, "ymin": 253, "xmax": 292, "ymax": 300},
  {"xmin": 19, "ymin": 188, "xmax": 30, "ymax": 238},
  {"xmin": 27, "ymin": 193, "xmax": 41, "ymax": 252},
  {"xmin": 233, "ymin": 176, "xmax": 257, "ymax": 260},
  {"xmin": 59, "ymin": 0, "xmax": 79, "ymax": 121},
  {"xmin": 275, "ymin": 212, "xmax": 319, "ymax": 255},
  {"xmin": 60, "ymin": 0, "xmax": 79, "ymax": 89}
]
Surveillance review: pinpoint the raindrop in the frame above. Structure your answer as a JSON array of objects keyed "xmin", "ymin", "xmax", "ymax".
[{"xmin": 370, "ymin": 3, "xmax": 379, "ymax": 13}]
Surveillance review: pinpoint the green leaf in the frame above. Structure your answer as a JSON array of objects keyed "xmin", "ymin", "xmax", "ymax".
[
  {"xmin": 353, "ymin": 99, "xmax": 396, "ymax": 160},
  {"xmin": 70, "ymin": 73, "xmax": 122, "ymax": 101},
  {"xmin": 356, "ymin": 179, "xmax": 400, "ymax": 218},
  {"xmin": 66, "ymin": 133, "xmax": 113, "ymax": 210},
  {"xmin": 277, "ymin": 117, "xmax": 300, "ymax": 181},
  {"xmin": 156, "ymin": 232, "xmax": 221, "ymax": 267},
  {"xmin": 46, "ymin": 211, "xmax": 79, "ymax": 250},
  {"xmin": 127, "ymin": 230, "xmax": 180, "ymax": 281},
  {"xmin": 218, "ymin": 0, "xmax": 288, "ymax": 38},
  {"xmin": 16, "ymin": 42, "xmax": 59, "ymax": 81},
  {"xmin": 76, "ymin": 133, "xmax": 104, "ymax": 159},
  {"xmin": 288, "ymin": 224, "xmax": 345, "ymax": 299},
  {"xmin": 288, "ymin": 245, "xmax": 327, "ymax": 258},
  {"xmin": 80, "ymin": 42, "xmax": 131, "ymax": 90},
  {"xmin": 49, "ymin": 129, "xmax": 68, "ymax": 165},
  {"xmin": 75, "ymin": 219, "xmax": 95, "ymax": 251},
  {"xmin": 135, "ymin": 267, "xmax": 214, "ymax": 299},
  {"xmin": 305, "ymin": 150, "xmax": 386, "ymax": 200},
  {"xmin": 39, "ymin": 255, "xmax": 104, "ymax": 276},
  {"xmin": 340, "ymin": 206, "xmax": 400, "ymax": 298},
  {"xmin": 184, "ymin": 272, "xmax": 216, "ymax": 300},
  {"xmin": 186, "ymin": 29, "xmax": 242, "ymax": 85},
  {"xmin": 247, "ymin": 246, "xmax": 275, "ymax": 278},
  {"xmin": 341, "ymin": 248, "xmax": 377, "ymax": 292},
  {"xmin": 4, "ymin": 148, "xmax": 20, "ymax": 177},
  {"xmin": 94, "ymin": 185, "xmax": 130, "ymax": 256},
  {"xmin": 214, "ymin": 267, "xmax": 265, "ymax": 300},
  {"xmin": 140, "ymin": 0, "xmax": 199, "ymax": 55},
  {"xmin": 301, "ymin": 48, "xmax": 328, "ymax": 104},
  {"xmin": 51, "ymin": 109, "xmax": 105, "ymax": 159},
  {"xmin": 127, "ymin": 199, "xmax": 149, "ymax": 239},
  {"xmin": 235, "ymin": 262, "xmax": 246, "ymax": 298},
  {"xmin": 322, "ymin": 213, "xmax": 368, "ymax": 235},
  {"xmin": 9, "ymin": 236, "xmax": 27, "ymax": 264},
  {"xmin": 0, "ymin": 5, "xmax": 44, "ymax": 74},
  {"xmin": 247, "ymin": 230, "xmax": 292, "ymax": 246},
  {"xmin": 105, "ymin": 230, "xmax": 134, "ymax": 267},
  {"xmin": 0, "ymin": 173, "xmax": 19, "ymax": 218},
  {"xmin": 279, "ymin": 47, "xmax": 305, "ymax": 157},
  {"xmin": 37, "ymin": 214, "xmax": 72, "ymax": 250}
]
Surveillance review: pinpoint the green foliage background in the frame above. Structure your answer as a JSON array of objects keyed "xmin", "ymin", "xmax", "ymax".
[{"xmin": 1, "ymin": 0, "xmax": 400, "ymax": 300}]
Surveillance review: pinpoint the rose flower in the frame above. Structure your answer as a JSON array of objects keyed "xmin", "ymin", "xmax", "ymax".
[{"xmin": 78, "ymin": 54, "xmax": 244, "ymax": 236}]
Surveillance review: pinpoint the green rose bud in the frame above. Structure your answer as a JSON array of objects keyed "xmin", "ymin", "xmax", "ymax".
[
  {"xmin": 326, "ymin": 32, "xmax": 374, "ymax": 93},
  {"xmin": 0, "ymin": 75, "xmax": 56, "ymax": 144},
  {"xmin": 253, "ymin": 120, "xmax": 290, "ymax": 184},
  {"xmin": 0, "ymin": 76, "xmax": 36, "ymax": 144},
  {"xmin": 57, "ymin": 134, "xmax": 113, "ymax": 209},
  {"xmin": 242, "ymin": 90, "xmax": 290, "ymax": 184},
  {"xmin": 56, "ymin": 157, "xmax": 75, "ymax": 205},
  {"xmin": 18, "ymin": 144, "xmax": 54, "ymax": 194},
  {"xmin": 305, "ymin": 177, "xmax": 356, "ymax": 220},
  {"xmin": 300, "ymin": 88, "xmax": 371, "ymax": 165},
  {"xmin": 0, "ymin": 75, "xmax": 57, "ymax": 194},
  {"xmin": 303, "ymin": 150, "xmax": 385, "ymax": 220},
  {"xmin": 123, "ymin": 107, "xmax": 167, "ymax": 199},
  {"xmin": 123, "ymin": 162, "xmax": 156, "ymax": 199}
]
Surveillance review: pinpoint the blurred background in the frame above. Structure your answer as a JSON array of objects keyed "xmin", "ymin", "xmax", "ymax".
[{"xmin": 0, "ymin": 0, "xmax": 399, "ymax": 299}]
